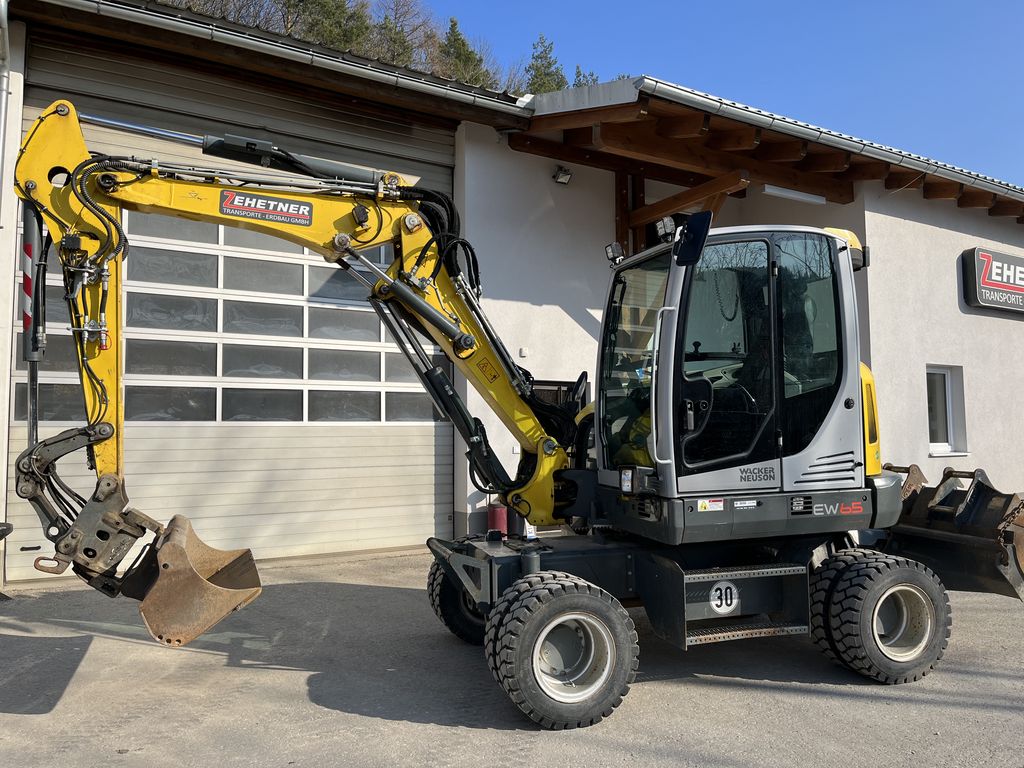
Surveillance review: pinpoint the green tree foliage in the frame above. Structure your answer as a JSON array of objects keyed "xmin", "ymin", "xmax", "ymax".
[
  {"xmin": 291, "ymin": 0, "xmax": 373, "ymax": 51},
  {"xmin": 159, "ymin": 1, "xmax": 598, "ymax": 94},
  {"xmin": 572, "ymin": 65, "xmax": 599, "ymax": 88},
  {"xmin": 526, "ymin": 34, "xmax": 567, "ymax": 93},
  {"xmin": 371, "ymin": 13, "xmax": 415, "ymax": 66},
  {"xmin": 435, "ymin": 18, "xmax": 498, "ymax": 87}
]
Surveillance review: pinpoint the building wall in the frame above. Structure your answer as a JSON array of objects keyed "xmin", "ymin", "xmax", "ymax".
[
  {"xmin": 863, "ymin": 182, "xmax": 1024, "ymax": 492},
  {"xmin": 454, "ymin": 122, "xmax": 614, "ymax": 531}
]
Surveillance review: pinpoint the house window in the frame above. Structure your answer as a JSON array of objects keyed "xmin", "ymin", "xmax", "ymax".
[{"xmin": 926, "ymin": 365, "xmax": 967, "ymax": 455}]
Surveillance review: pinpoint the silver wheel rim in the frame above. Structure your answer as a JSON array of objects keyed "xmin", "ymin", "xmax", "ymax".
[
  {"xmin": 872, "ymin": 584, "xmax": 935, "ymax": 662},
  {"xmin": 532, "ymin": 612, "xmax": 614, "ymax": 704}
]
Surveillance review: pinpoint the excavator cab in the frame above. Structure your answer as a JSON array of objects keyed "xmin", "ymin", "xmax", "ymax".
[{"xmin": 595, "ymin": 215, "xmax": 1023, "ymax": 602}]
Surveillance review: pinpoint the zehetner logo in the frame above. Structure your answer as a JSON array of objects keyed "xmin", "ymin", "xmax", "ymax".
[
  {"xmin": 963, "ymin": 247, "xmax": 1024, "ymax": 314},
  {"xmin": 220, "ymin": 190, "xmax": 313, "ymax": 226}
]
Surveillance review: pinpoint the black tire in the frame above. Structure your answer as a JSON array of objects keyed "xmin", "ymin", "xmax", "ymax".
[
  {"xmin": 489, "ymin": 572, "xmax": 639, "ymax": 729},
  {"xmin": 809, "ymin": 547, "xmax": 891, "ymax": 665},
  {"xmin": 427, "ymin": 560, "xmax": 486, "ymax": 645},
  {"xmin": 829, "ymin": 557, "xmax": 952, "ymax": 684},
  {"xmin": 484, "ymin": 571, "xmax": 572, "ymax": 683}
]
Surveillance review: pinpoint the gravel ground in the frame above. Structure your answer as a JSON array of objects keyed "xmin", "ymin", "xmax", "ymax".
[{"xmin": 1, "ymin": 549, "xmax": 1021, "ymax": 768}]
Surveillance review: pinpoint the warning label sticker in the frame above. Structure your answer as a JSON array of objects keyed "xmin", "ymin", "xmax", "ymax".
[
  {"xmin": 476, "ymin": 358, "xmax": 500, "ymax": 384},
  {"xmin": 697, "ymin": 498, "xmax": 725, "ymax": 512},
  {"xmin": 220, "ymin": 190, "xmax": 313, "ymax": 227}
]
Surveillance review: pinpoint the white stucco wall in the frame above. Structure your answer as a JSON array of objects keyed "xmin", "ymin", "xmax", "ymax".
[
  {"xmin": 863, "ymin": 183, "xmax": 1024, "ymax": 492},
  {"xmin": 454, "ymin": 123, "xmax": 614, "ymax": 531}
]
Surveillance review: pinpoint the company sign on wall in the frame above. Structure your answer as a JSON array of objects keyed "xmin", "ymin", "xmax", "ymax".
[{"xmin": 962, "ymin": 248, "xmax": 1024, "ymax": 314}]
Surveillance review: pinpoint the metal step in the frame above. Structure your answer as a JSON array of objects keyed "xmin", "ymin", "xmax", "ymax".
[
  {"xmin": 686, "ymin": 621, "xmax": 808, "ymax": 647},
  {"xmin": 683, "ymin": 563, "xmax": 806, "ymax": 583}
]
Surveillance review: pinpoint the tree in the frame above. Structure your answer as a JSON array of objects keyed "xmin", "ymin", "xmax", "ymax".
[
  {"xmin": 572, "ymin": 65, "xmax": 599, "ymax": 88},
  {"xmin": 370, "ymin": 13, "xmax": 415, "ymax": 66},
  {"xmin": 289, "ymin": 0, "xmax": 373, "ymax": 52},
  {"xmin": 525, "ymin": 34, "xmax": 567, "ymax": 93},
  {"xmin": 434, "ymin": 17, "xmax": 497, "ymax": 88}
]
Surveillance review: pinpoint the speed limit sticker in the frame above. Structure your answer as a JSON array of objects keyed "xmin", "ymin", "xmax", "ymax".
[{"xmin": 709, "ymin": 580, "xmax": 739, "ymax": 615}]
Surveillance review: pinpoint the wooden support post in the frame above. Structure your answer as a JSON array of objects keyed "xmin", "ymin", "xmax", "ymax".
[
  {"xmin": 631, "ymin": 174, "xmax": 646, "ymax": 253},
  {"xmin": 614, "ymin": 171, "xmax": 629, "ymax": 251}
]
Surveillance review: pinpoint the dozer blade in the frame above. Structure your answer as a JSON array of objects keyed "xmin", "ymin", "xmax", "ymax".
[
  {"xmin": 127, "ymin": 515, "xmax": 262, "ymax": 646},
  {"xmin": 884, "ymin": 464, "xmax": 1024, "ymax": 601}
]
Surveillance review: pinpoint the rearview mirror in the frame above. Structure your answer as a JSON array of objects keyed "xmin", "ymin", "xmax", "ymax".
[{"xmin": 672, "ymin": 210, "xmax": 713, "ymax": 266}]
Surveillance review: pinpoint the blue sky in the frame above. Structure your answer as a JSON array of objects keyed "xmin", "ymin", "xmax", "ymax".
[{"xmin": 430, "ymin": 1, "xmax": 1024, "ymax": 187}]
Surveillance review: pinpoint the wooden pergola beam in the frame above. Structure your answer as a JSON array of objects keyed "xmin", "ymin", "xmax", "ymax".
[
  {"xmin": 884, "ymin": 171, "xmax": 925, "ymax": 190},
  {"xmin": 840, "ymin": 161, "xmax": 890, "ymax": 181},
  {"xmin": 989, "ymin": 200, "xmax": 1024, "ymax": 217},
  {"xmin": 592, "ymin": 121, "xmax": 854, "ymax": 203},
  {"xmin": 527, "ymin": 98, "xmax": 649, "ymax": 133},
  {"xmin": 627, "ymin": 171, "xmax": 751, "ymax": 228},
  {"xmin": 704, "ymin": 127, "xmax": 762, "ymax": 151},
  {"xmin": 923, "ymin": 180, "xmax": 962, "ymax": 200},
  {"xmin": 755, "ymin": 140, "xmax": 808, "ymax": 163},
  {"xmin": 655, "ymin": 113, "xmax": 710, "ymax": 139},
  {"xmin": 507, "ymin": 132, "xmax": 714, "ymax": 189},
  {"xmin": 796, "ymin": 151, "xmax": 852, "ymax": 173},
  {"xmin": 957, "ymin": 189, "xmax": 997, "ymax": 209}
]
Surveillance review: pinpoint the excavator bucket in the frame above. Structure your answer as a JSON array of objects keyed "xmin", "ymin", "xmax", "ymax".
[
  {"xmin": 884, "ymin": 465, "xmax": 1024, "ymax": 601},
  {"xmin": 128, "ymin": 515, "xmax": 262, "ymax": 646}
]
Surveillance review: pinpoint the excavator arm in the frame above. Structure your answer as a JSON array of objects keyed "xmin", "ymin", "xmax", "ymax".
[{"xmin": 11, "ymin": 100, "xmax": 578, "ymax": 644}]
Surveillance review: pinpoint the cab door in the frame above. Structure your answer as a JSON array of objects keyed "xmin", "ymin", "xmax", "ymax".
[{"xmin": 674, "ymin": 236, "xmax": 781, "ymax": 494}]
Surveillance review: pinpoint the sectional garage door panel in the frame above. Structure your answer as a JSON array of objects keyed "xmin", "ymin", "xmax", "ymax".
[{"xmin": 5, "ymin": 424, "xmax": 454, "ymax": 583}]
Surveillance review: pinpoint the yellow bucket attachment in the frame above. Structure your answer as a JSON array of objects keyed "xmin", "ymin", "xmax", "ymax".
[{"xmin": 139, "ymin": 515, "xmax": 262, "ymax": 646}]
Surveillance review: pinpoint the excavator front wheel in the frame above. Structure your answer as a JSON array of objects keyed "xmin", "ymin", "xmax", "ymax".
[
  {"xmin": 829, "ymin": 556, "xmax": 951, "ymax": 684},
  {"xmin": 488, "ymin": 571, "xmax": 638, "ymax": 729}
]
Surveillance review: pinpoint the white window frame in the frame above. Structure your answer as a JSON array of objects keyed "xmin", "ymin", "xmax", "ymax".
[{"xmin": 926, "ymin": 365, "xmax": 968, "ymax": 456}]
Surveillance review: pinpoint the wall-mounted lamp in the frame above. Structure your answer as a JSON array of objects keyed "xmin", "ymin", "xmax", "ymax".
[
  {"xmin": 552, "ymin": 165, "xmax": 573, "ymax": 185},
  {"xmin": 762, "ymin": 184, "xmax": 827, "ymax": 206}
]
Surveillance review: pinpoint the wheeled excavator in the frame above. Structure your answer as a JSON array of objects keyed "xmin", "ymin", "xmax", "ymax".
[{"xmin": 7, "ymin": 101, "xmax": 1024, "ymax": 729}]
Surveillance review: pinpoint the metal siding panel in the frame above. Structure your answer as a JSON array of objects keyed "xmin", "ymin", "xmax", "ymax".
[{"xmin": 24, "ymin": 36, "xmax": 454, "ymax": 191}]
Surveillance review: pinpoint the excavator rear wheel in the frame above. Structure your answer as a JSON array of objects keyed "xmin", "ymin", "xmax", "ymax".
[
  {"xmin": 488, "ymin": 572, "xmax": 638, "ymax": 729},
  {"xmin": 809, "ymin": 547, "xmax": 892, "ymax": 666},
  {"xmin": 828, "ymin": 556, "xmax": 951, "ymax": 684},
  {"xmin": 427, "ymin": 560, "xmax": 486, "ymax": 645}
]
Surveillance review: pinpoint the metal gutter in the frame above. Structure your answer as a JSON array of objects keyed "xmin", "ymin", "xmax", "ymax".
[
  {"xmin": 33, "ymin": 0, "xmax": 530, "ymax": 119},
  {"xmin": 635, "ymin": 76, "xmax": 1024, "ymax": 204}
]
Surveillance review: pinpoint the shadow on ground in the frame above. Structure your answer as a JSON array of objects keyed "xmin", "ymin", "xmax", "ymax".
[{"xmin": 2, "ymin": 579, "xmax": 1021, "ymax": 727}]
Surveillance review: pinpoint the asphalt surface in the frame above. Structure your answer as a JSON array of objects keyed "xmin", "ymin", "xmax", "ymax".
[{"xmin": 1, "ymin": 549, "xmax": 1022, "ymax": 768}]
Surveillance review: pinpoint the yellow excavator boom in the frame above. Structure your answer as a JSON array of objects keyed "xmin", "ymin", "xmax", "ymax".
[{"xmin": 12, "ymin": 100, "xmax": 578, "ymax": 643}]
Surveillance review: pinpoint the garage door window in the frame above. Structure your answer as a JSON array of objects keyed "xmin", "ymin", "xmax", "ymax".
[{"xmin": 13, "ymin": 211, "xmax": 449, "ymax": 424}]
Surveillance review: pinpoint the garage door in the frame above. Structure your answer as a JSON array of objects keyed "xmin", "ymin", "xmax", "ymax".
[{"xmin": 4, "ymin": 32, "xmax": 455, "ymax": 582}]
